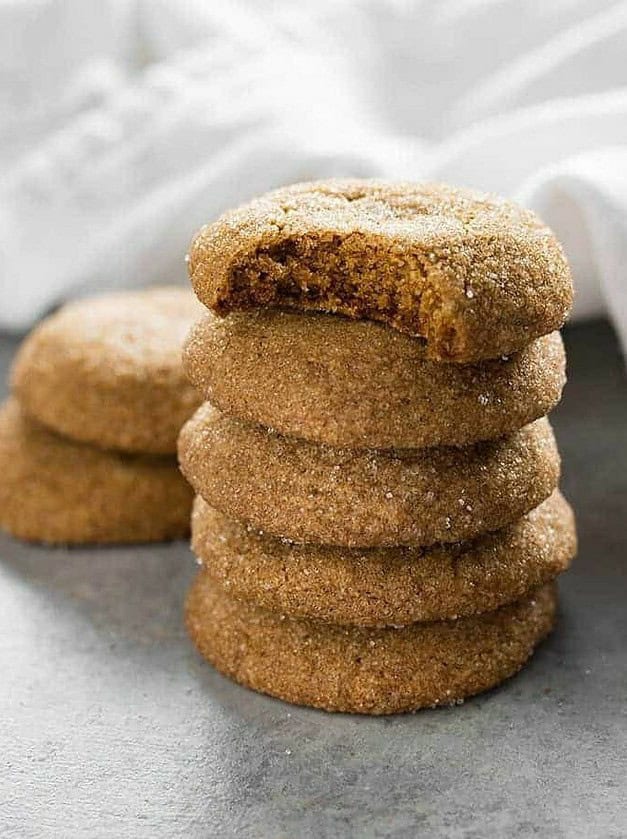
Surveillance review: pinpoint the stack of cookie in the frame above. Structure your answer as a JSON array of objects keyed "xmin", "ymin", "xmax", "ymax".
[
  {"xmin": 179, "ymin": 180, "xmax": 577, "ymax": 714},
  {"xmin": 0, "ymin": 287, "xmax": 201, "ymax": 544}
]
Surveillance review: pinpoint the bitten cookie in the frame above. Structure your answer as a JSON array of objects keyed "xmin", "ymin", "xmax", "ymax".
[
  {"xmin": 184, "ymin": 309, "xmax": 566, "ymax": 448},
  {"xmin": 178, "ymin": 405, "xmax": 560, "ymax": 547},
  {"xmin": 188, "ymin": 179, "xmax": 573, "ymax": 362},
  {"xmin": 0, "ymin": 399, "xmax": 192, "ymax": 544},
  {"xmin": 191, "ymin": 491, "xmax": 575, "ymax": 626},
  {"xmin": 186, "ymin": 572, "xmax": 557, "ymax": 714},
  {"xmin": 11, "ymin": 286, "xmax": 203, "ymax": 454}
]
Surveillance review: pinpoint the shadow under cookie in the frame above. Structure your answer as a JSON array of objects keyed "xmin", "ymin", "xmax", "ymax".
[
  {"xmin": 0, "ymin": 399, "xmax": 192, "ymax": 544},
  {"xmin": 191, "ymin": 491, "xmax": 576, "ymax": 626},
  {"xmin": 178, "ymin": 405, "xmax": 561, "ymax": 547},
  {"xmin": 186, "ymin": 571, "xmax": 557, "ymax": 715}
]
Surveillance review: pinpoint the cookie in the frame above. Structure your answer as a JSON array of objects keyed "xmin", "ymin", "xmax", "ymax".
[
  {"xmin": 191, "ymin": 491, "xmax": 575, "ymax": 626},
  {"xmin": 0, "ymin": 399, "xmax": 192, "ymax": 544},
  {"xmin": 186, "ymin": 571, "xmax": 556, "ymax": 714},
  {"xmin": 11, "ymin": 286, "xmax": 203, "ymax": 454},
  {"xmin": 178, "ymin": 405, "xmax": 560, "ymax": 547},
  {"xmin": 188, "ymin": 179, "xmax": 573, "ymax": 363},
  {"xmin": 184, "ymin": 309, "xmax": 566, "ymax": 448}
]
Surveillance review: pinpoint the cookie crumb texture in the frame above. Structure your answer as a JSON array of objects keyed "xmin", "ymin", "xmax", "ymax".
[
  {"xmin": 184, "ymin": 310, "xmax": 566, "ymax": 448},
  {"xmin": 189, "ymin": 180, "xmax": 573, "ymax": 363},
  {"xmin": 11, "ymin": 286, "xmax": 203, "ymax": 454},
  {"xmin": 191, "ymin": 491, "xmax": 575, "ymax": 626},
  {"xmin": 0, "ymin": 399, "xmax": 192, "ymax": 544},
  {"xmin": 178, "ymin": 405, "xmax": 561, "ymax": 547},
  {"xmin": 186, "ymin": 572, "xmax": 556, "ymax": 714}
]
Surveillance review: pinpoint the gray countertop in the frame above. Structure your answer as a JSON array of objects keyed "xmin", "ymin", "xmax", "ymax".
[{"xmin": 1, "ymin": 320, "xmax": 626, "ymax": 839}]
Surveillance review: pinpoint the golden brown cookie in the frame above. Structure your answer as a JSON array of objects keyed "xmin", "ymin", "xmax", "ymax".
[
  {"xmin": 0, "ymin": 399, "xmax": 192, "ymax": 544},
  {"xmin": 188, "ymin": 179, "xmax": 573, "ymax": 363},
  {"xmin": 184, "ymin": 309, "xmax": 566, "ymax": 448},
  {"xmin": 11, "ymin": 287, "xmax": 203, "ymax": 454},
  {"xmin": 178, "ymin": 405, "xmax": 560, "ymax": 547},
  {"xmin": 191, "ymin": 491, "xmax": 575, "ymax": 626},
  {"xmin": 186, "ymin": 571, "xmax": 557, "ymax": 714}
]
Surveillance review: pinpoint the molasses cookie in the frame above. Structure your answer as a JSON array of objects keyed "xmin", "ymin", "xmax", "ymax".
[
  {"xmin": 178, "ymin": 405, "xmax": 560, "ymax": 547},
  {"xmin": 186, "ymin": 571, "xmax": 557, "ymax": 714},
  {"xmin": 188, "ymin": 179, "xmax": 573, "ymax": 362},
  {"xmin": 191, "ymin": 491, "xmax": 575, "ymax": 626},
  {"xmin": 184, "ymin": 310, "xmax": 566, "ymax": 448},
  {"xmin": 0, "ymin": 399, "xmax": 192, "ymax": 544},
  {"xmin": 11, "ymin": 287, "xmax": 202, "ymax": 454}
]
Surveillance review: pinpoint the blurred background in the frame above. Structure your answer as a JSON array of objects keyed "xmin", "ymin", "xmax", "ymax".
[{"xmin": 1, "ymin": 0, "xmax": 627, "ymax": 358}]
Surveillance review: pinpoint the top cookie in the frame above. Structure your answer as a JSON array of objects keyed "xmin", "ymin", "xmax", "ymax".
[
  {"xmin": 11, "ymin": 287, "xmax": 203, "ymax": 454},
  {"xmin": 188, "ymin": 179, "xmax": 573, "ymax": 362}
]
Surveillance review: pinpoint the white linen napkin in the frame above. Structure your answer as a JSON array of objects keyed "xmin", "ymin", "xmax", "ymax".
[{"xmin": 1, "ymin": 0, "xmax": 626, "ymax": 357}]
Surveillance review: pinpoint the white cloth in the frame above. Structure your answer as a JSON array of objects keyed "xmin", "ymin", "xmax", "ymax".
[{"xmin": 2, "ymin": 0, "xmax": 627, "ymax": 356}]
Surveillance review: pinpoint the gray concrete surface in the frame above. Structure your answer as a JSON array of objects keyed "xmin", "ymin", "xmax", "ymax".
[{"xmin": 1, "ymin": 320, "xmax": 626, "ymax": 839}]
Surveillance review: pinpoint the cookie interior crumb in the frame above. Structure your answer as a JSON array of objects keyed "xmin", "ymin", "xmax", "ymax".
[{"xmin": 190, "ymin": 179, "xmax": 573, "ymax": 362}]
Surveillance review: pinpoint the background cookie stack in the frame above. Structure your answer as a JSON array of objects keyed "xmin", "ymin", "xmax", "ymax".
[
  {"xmin": 179, "ymin": 180, "xmax": 577, "ymax": 714},
  {"xmin": 0, "ymin": 287, "xmax": 201, "ymax": 544}
]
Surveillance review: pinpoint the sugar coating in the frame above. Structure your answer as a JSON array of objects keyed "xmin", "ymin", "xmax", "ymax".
[
  {"xmin": 186, "ymin": 572, "xmax": 557, "ymax": 715},
  {"xmin": 11, "ymin": 286, "xmax": 203, "ymax": 455},
  {"xmin": 0, "ymin": 399, "xmax": 192, "ymax": 544},
  {"xmin": 184, "ymin": 309, "xmax": 566, "ymax": 449},
  {"xmin": 188, "ymin": 179, "xmax": 573, "ymax": 362},
  {"xmin": 178, "ymin": 404, "xmax": 561, "ymax": 548},
  {"xmin": 191, "ymin": 491, "xmax": 576, "ymax": 626}
]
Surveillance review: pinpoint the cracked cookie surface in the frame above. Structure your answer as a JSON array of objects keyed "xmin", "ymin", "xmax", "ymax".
[
  {"xmin": 12, "ymin": 287, "xmax": 202, "ymax": 454},
  {"xmin": 186, "ymin": 572, "xmax": 557, "ymax": 714},
  {"xmin": 191, "ymin": 491, "xmax": 575, "ymax": 626},
  {"xmin": 178, "ymin": 405, "xmax": 560, "ymax": 548},
  {"xmin": 184, "ymin": 309, "xmax": 566, "ymax": 448},
  {"xmin": 0, "ymin": 399, "xmax": 192, "ymax": 544},
  {"xmin": 189, "ymin": 179, "xmax": 572, "ymax": 362}
]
